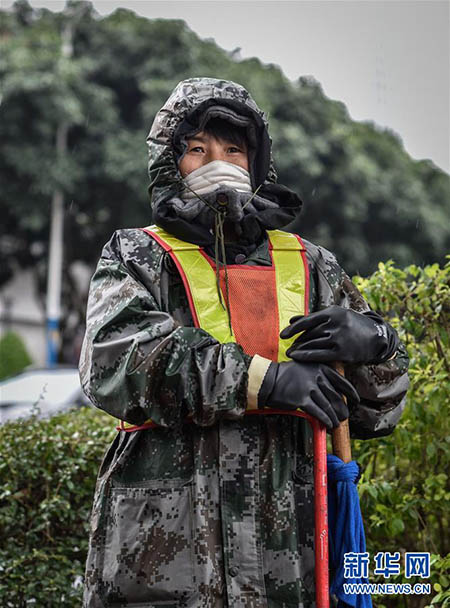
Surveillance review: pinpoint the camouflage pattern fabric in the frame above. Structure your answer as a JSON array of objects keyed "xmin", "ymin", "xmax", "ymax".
[
  {"xmin": 80, "ymin": 229, "xmax": 409, "ymax": 608},
  {"xmin": 80, "ymin": 78, "xmax": 409, "ymax": 607}
]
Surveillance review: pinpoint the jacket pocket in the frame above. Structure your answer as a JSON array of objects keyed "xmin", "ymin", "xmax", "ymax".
[{"xmin": 100, "ymin": 480, "xmax": 194, "ymax": 605}]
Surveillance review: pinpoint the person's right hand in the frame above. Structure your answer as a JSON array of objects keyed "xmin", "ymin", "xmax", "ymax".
[{"xmin": 257, "ymin": 360, "xmax": 359, "ymax": 429}]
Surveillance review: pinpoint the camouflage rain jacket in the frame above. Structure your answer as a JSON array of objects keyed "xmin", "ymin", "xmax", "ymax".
[{"xmin": 80, "ymin": 78, "xmax": 409, "ymax": 608}]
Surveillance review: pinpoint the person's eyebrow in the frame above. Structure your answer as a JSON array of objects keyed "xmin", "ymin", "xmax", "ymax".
[{"xmin": 188, "ymin": 135, "xmax": 207, "ymax": 143}]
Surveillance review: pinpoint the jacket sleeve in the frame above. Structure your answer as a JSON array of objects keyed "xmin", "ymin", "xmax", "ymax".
[
  {"xmin": 79, "ymin": 229, "xmax": 254, "ymax": 429},
  {"xmin": 311, "ymin": 245, "xmax": 409, "ymax": 440}
]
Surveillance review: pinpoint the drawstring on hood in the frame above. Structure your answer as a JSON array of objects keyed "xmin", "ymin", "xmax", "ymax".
[
  {"xmin": 146, "ymin": 77, "xmax": 303, "ymax": 333},
  {"xmin": 180, "ymin": 176, "xmax": 264, "ymax": 333}
]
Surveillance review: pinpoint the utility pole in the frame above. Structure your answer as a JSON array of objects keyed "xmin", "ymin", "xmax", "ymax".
[
  {"xmin": 46, "ymin": 122, "xmax": 68, "ymax": 365},
  {"xmin": 45, "ymin": 3, "xmax": 81, "ymax": 366}
]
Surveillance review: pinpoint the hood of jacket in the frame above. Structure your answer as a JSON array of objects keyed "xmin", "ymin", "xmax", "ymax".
[{"xmin": 146, "ymin": 77, "xmax": 302, "ymax": 257}]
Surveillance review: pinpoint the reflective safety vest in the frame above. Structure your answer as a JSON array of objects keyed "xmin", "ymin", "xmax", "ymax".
[{"xmin": 118, "ymin": 224, "xmax": 310, "ymax": 431}]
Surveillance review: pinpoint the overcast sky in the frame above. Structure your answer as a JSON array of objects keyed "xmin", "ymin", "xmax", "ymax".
[{"xmin": 5, "ymin": 0, "xmax": 449, "ymax": 173}]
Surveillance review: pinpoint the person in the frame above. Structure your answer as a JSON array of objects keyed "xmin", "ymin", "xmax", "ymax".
[{"xmin": 79, "ymin": 77, "xmax": 409, "ymax": 608}]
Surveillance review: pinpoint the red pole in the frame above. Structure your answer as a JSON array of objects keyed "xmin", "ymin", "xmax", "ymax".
[{"xmin": 310, "ymin": 416, "xmax": 329, "ymax": 608}]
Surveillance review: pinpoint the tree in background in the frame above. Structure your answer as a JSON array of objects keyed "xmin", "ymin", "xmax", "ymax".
[{"xmin": 1, "ymin": 0, "xmax": 449, "ymax": 360}]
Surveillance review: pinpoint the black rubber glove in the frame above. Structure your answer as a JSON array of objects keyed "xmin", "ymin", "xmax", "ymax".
[
  {"xmin": 280, "ymin": 306, "xmax": 399, "ymax": 365},
  {"xmin": 257, "ymin": 360, "xmax": 360, "ymax": 429}
]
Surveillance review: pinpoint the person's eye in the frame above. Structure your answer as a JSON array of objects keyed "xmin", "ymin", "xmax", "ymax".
[
  {"xmin": 227, "ymin": 146, "xmax": 242, "ymax": 154},
  {"xmin": 190, "ymin": 145, "xmax": 204, "ymax": 153}
]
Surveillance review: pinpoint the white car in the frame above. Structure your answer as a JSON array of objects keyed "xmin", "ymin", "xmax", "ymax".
[{"xmin": 0, "ymin": 366, "xmax": 91, "ymax": 424}]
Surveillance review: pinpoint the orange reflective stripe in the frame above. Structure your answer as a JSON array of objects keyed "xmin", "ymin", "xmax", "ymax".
[
  {"xmin": 142, "ymin": 225, "xmax": 308, "ymax": 361},
  {"xmin": 118, "ymin": 418, "xmax": 156, "ymax": 431},
  {"xmin": 118, "ymin": 225, "xmax": 310, "ymax": 431}
]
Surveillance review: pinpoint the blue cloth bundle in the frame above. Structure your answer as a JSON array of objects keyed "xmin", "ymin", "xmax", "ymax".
[{"xmin": 327, "ymin": 454, "xmax": 372, "ymax": 608}]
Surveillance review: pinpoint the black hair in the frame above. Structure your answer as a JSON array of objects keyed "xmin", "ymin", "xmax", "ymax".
[{"xmin": 203, "ymin": 117, "xmax": 248, "ymax": 150}]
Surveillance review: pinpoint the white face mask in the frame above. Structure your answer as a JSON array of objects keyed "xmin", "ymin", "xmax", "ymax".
[{"xmin": 181, "ymin": 160, "xmax": 252, "ymax": 201}]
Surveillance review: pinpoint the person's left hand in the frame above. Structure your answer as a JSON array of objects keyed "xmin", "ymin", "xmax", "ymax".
[{"xmin": 280, "ymin": 305, "xmax": 399, "ymax": 364}]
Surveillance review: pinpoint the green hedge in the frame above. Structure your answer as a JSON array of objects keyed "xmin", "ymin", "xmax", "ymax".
[
  {"xmin": 353, "ymin": 259, "xmax": 450, "ymax": 607},
  {"xmin": 0, "ymin": 331, "xmax": 33, "ymax": 381},
  {"xmin": 0, "ymin": 407, "xmax": 116, "ymax": 606},
  {"xmin": 0, "ymin": 260, "xmax": 448, "ymax": 606}
]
